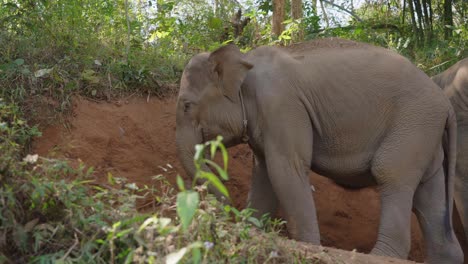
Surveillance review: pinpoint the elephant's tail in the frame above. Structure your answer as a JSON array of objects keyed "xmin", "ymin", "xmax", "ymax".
[{"xmin": 443, "ymin": 106, "xmax": 457, "ymax": 239}]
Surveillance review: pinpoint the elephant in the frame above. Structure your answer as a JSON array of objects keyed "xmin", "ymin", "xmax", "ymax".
[
  {"xmin": 175, "ymin": 42, "xmax": 464, "ymax": 263},
  {"xmin": 432, "ymin": 58, "xmax": 468, "ymax": 242}
]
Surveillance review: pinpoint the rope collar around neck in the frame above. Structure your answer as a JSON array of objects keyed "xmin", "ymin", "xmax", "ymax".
[{"xmin": 239, "ymin": 88, "xmax": 249, "ymax": 143}]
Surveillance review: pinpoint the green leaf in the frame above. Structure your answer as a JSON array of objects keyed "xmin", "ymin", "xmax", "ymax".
[
  {"xmin": 199, "ymin": 171, "xmax": 229, "ymax": 198},
  {"xmin": 247, "ymin": 217, "xmax": 262, "ymax": 228},
  {"xmin": 208, "ymin": 17, "xmax": 222, "ymax": 29},
  {"xmin": 218, "ymin": 143, "xmax": 229, "ymax": 171},
  {"xmin": 176, "ymin": 191, "xmax": 199, "ymax": 231},
  {"xmin": 14, "ymin": 58, "xmax": 24, "ymax": 65},
  {"xmin": 192, "ymin": 247, "xmax": 201, "ymax": 264},
  {"xmin": 176, "ymin": 175, "xmax": 185, "ymax": 191},
  {"xmin": 204, "ymin": 160, "xmax": 228, "ymax": 181},
  {"xmin": 210, "ymin": 140, "xmax": 217, "ymax": 159}
]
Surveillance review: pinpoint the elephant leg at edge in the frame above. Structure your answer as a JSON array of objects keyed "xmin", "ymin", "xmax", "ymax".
[
  {"xmin": 454, "ymin": 171, "xmax": 468, "ymax": 243},
  {"xmin": 413, "ymin": 167, "xmax": 464, "ymax": 264}
]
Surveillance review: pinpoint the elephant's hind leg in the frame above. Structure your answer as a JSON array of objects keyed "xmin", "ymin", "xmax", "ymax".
[
  {"xmin": 369, "ymin": 180, "xmax": 415, "ymax": 259},
  {"xmin": 369, "ymin": 130, "xmax": 433, "ymax": 259},
  {"xmin": 413, "ymin": 166, "xmax": 464, "ymax": 264}
]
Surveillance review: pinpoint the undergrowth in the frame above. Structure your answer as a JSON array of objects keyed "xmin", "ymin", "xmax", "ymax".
[{"xmin": 0, "ymin": 104, "xmax": 315, "ymax": 263}]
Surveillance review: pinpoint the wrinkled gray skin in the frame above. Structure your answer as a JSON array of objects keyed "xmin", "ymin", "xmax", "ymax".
[
  {"xmin": 175, "ymin": 42, "xmax": 463, "ymax": 263},
  {"xmin": 432, "ymin": 58, "xmax": 468, "ymax": 242}
]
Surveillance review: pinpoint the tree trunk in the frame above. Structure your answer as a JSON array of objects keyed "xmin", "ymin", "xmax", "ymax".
[
  {"xmin": 320, "ymin": 0, "xmax": 330, "ymax": 28},
  {"xmin": 444, "ymin": 0, "xmax": 453, "ymax": 39},
  {"xmin": 291, "ymin": 0, "xmax": 303, "ymax": 40},
  {"xmin": 402, "ymin": 0, "xmax": 406, "ymax": 25},
  {"xmin": 421, "ymin": 0, "xmax": 432, "ymax": 41},
  {"xmin": 272, "ymin": 0, "xmax": 286, "ymax": 37},
  {"xmin": 413, "ymin": 0, "xmax": 425, "ymax": 40},
  {"xmin": 408, "ymin": 0, "xmax": 420, "ymax": 45},
  {"xmin": 291, "ymin": 0, "xmax": 303, "ymax": 19}
]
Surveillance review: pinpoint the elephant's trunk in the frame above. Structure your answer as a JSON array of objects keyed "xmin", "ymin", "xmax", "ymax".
[{"xmin": 175, "ymin": 106, "xmax": 229, "ymax": 203}]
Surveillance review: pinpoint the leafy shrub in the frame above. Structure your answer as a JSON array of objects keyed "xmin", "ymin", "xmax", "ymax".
[{"xmin": 0, "ymin": 112, "xmax": 299, "ymax": 263}]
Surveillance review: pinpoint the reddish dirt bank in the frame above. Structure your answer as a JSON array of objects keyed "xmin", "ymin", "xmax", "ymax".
[{"xmin": 33, "ymin": 96, "xmax": 467, "ymax": 263}]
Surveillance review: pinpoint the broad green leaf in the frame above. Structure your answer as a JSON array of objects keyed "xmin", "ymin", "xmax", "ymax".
[
  {"xmin": 14, "ymin": 58, "xmax": 24, "ymax": 65},
  {"xmin": 247, "ymin": 217, "xmax": 262, "ymax": 228},
  {"xmin": 176, "ymin": 191, "xmax": 199, "ymax": 231},
  {"xmin": 199, "ymin": 171, "xmax": 229, "ymax": 198},
  {"xmin": 204, "ymin": 160, "xmax": 228, "ymax": 181},
  {"xmin": 192, "ymin": 247, "xmax": 201, "ymax": 264}
]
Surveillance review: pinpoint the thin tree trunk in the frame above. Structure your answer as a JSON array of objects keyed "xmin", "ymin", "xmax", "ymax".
[
  {"xmin": 272, "ymin": 0, "xmax": 286, "ymax": 37},
  {"xmin": 124, "ymin": 0, "xmax": 131, "ymax": 63},
  {"xmin": 444, "ymin": 0, "xmax": 453, "ymax": 39},
  {"xmin": 413, "ymin": 0, "xmax": 425, "ymax": 42},
  {"xmin": 408, "ymin": 0, "xmax": 420, "ymax": 45},
  {"xmin": 291, "ymin": 0, "xmax": 303, "ymax": 40},
  {"xmin": 291, "ymin": 0, "xmax": 303, "ymax": 19},
  {"xmin": 428, "ymin": 0, "xmax": 433, "ymax": 29},
  {"xmin": 421, "ymin": 0, "xmax": 431, "ymax": 41},
  {"xmin": 402, "ymin": 0, "xmax": 406, "ymax": 25}
]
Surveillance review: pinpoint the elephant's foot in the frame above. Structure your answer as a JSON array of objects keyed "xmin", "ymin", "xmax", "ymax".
[
  {"xmin": 424, "ymin": 242, "xmax": 464, "ymax": 264},
  {"xmin": 370, "ymin": 245, "xmax": 407, "ymax": 260}
]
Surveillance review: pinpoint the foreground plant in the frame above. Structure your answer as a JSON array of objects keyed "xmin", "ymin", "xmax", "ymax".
[{"xmin": 0, "ymin": 111, "xmax": 292, "ymax": 264}]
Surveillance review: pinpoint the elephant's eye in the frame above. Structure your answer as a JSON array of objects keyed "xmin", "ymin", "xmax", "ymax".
[{"xmin": 183, "ymin": 101, "xmax": 191, "ymax": 113}]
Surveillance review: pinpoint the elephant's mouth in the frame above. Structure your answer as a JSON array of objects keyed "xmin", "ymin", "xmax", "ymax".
[
  {"xmin": 200, "ymin": 127, "xmax": 216, "ymax": 143},
  {"xmin": 200, "ymin": 127, "xmax": 239, "ymax": 147}
]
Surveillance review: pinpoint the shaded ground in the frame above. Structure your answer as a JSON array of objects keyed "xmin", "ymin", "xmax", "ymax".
[{"xmin": 33, "ymin": 96, "xmax": 467, "ymax": 263}]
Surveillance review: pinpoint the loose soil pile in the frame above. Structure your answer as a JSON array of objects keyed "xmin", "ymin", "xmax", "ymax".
[{"xmin": 33, "ymin": 96, "xmax": 467, "ymax": 263}]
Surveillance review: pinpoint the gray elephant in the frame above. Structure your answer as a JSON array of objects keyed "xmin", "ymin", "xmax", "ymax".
[
  {"xmin": 432, "ymin": 58, "xmax": 468, "ymax": 243},
  {"xmin": 175, "ymin": 42, "xmax": 463, "ymax": 263}
]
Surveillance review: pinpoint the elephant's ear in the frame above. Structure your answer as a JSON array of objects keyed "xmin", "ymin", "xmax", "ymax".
[{"xmin": 208, "ymin": 44, "xmax": 253, "ymax": 103}]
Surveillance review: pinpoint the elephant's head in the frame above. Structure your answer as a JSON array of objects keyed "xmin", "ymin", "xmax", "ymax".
[{"xmin": 175, "ymin": 44, "xmax": 253, "ymax": 199}]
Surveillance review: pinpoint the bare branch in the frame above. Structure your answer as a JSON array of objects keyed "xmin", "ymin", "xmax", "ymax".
[{"xmin": 321, "ymin": 0, "xmax": 363, "ymax": 22}]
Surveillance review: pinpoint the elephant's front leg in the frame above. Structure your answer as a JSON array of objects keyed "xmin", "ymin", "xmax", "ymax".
[
  {"xmin": 247, "ymin": 154, "xmax": 279, "ymax": 220},
  {"xmin": 262, "ymin": 117, "xmax": 319, "ymax": 243}
]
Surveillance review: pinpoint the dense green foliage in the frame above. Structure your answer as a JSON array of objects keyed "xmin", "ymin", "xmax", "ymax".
[
  {"xmin": 0, "ymin": 0, "xmax": 467, "ymax": 262},
  {"xmin": 1, "ymin": 0, "xmax": 466, "ymax": 106}
]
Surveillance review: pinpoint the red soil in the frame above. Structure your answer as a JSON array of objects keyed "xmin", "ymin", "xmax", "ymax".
[{"xmin": 32, "ymin": 96, "xmax": 467, "ymax": 263}]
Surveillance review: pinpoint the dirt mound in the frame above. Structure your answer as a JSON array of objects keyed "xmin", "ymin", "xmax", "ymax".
[{"xmin": 33, "ymin": 96, "xmax": 467, "ymax": 263}]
